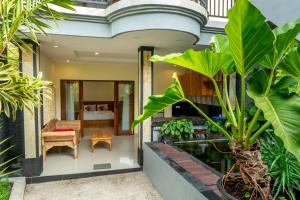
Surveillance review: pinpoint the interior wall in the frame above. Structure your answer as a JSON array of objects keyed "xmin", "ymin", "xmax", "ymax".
[
  {"xmin": 40, "ymin": 53, "xmax": 56, "ymax": 125},
  {"xmin": 40, "ymin": 58, "xmax": 185, "ymax": 127},
  {"xmin": 83, "ymin": 81, "xmax": 114, "ymax": 101},
  {"xmin": 53, "ymin": 62, "xmax": 139, "ymax": 121}
]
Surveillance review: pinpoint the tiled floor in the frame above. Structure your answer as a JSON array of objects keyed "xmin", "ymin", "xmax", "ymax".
[
  {"xmin": 25, "ymin": 172, "xmax": 163, "ymax": 200},
  {"xmin": 41, "ymin": 127, "xmax": 139, "ymax": 176}
]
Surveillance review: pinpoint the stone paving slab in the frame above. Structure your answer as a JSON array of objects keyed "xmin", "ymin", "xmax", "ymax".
[{"xmin": 24, "ymin": 172, "xmax": 163, "ymax": 200}]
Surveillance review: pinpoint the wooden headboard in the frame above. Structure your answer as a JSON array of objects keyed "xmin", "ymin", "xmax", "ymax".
[{"xmin": 83, "ymin": 101, "xmax": 114, "ymax": 111}]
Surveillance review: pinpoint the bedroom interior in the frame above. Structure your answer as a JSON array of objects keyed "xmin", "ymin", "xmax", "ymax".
[
  {"xmin": 40, "ymin": 79, "xmax": 137, "ymax": 176},
  {"xmin": 60, "ymin": 80, "xmax": 134, "ymax": 137}
]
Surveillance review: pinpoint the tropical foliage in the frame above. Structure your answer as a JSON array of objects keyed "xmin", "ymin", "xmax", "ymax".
[
  {"xmin": 204, "ymin": 119, "xmax": 225, "ymax": 134},
  {"xmin": 261, "ymin": 132, "xmax": 300, "ymax": 200},
  {"xmin": 0, "ymin": 0, "xmax": 74, "ymax": 178},
  {"xmin": 132, "ymin": 0, "xmax": 300, "ymax": 199},
  {"xmin": 0, "ymin": 138, "xmax": 19, "ymax": 178},
  {"xmin": 0, "ymin": 0, "xmax": 74, "ymax": 118},
  {"xmin": 160, "ymin": 119, "xmax": 194, "ymax": 141}
]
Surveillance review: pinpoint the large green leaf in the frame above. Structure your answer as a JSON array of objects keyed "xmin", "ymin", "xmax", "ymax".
[
  {"xmin": 210, "ymin": 34, "xmax": 235, "ymax": 76},
  {"xmin": 225, "ymin": 0, "xmax": 274, "ymax": 75},
  {"xmin": 279, "ymin": 44, "xmax": 300, "ymax": 78},
  {"xmin": 210, "ymin": 34, "xmax": 230, "ymax": 53},
  {"xmin": 132, "ymin": 73, "xmax": 185, "ymax": 129},
  {"xmin": 275, "ymin": 70, "xmax": 300, "ymax": 95},
  {"xmin": 248, "ymin": 84, "xmax": 300, "ymax": 162},
  {"xmin": 261, "ymin": 18, "xmax": 300, "ymax": 68},
  {"xmin": 150, "ymin": 49, "xmax": 224, "ymax": 79},
  {"xmin": 247, "ymin": 69, "xmax": 269, "ymax": 94}
]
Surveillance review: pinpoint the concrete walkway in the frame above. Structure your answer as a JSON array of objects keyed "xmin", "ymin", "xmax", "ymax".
[{"xmin": 24, "ymin": 172, "xmax": 163, "ymax": 200}]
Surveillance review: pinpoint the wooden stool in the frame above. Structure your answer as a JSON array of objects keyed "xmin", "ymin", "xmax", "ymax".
[{"xmin": 90, "ymin": 131, "xmax": 112, "ymax": 152}]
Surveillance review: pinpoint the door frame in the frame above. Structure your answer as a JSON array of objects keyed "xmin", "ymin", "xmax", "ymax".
[
  {"xmin": 60, "ymin": 79, "xmax": 135, "ymax": 136},
  {"xmin": 60, "ymin": 80, "xmax": 83, "ymax": 121},
  {"xmin": 114, "ymin": 81, "xmax": 135, "ymax": 136}
]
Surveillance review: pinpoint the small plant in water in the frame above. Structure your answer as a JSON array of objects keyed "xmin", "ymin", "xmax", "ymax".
[
  {"xmin": 160, "ymin": 119, "xmax": 194, "ymax": 141},
  {"xmin": 204, "ymin": 120, "xmax": 225, "ymax": 134}
]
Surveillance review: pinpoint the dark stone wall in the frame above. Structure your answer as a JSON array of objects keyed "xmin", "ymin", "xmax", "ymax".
[
  {"xmin": 0, "ymin": 111, "xmax": 24, "ymax": 176},
  {"xmin": 0, "ymin": 114, "xmax": 9, "ymax": 164}
]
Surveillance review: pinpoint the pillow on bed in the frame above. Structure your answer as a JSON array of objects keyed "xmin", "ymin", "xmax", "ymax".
[
  {"xmin": 89, "ymin": 104, "xmax": 97, "ymax": 111},
  {"xmin": 84, "ymin": 105, "xmax": 90, "ymax": 111},
  {"xmin": 97, "ymin": 104, "xmax": 109, "ymax": 111}
]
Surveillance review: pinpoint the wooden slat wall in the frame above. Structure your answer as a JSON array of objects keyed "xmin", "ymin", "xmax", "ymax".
[{"xmin": 178, "ymin": 72, "xmax": 223, "ymax": 106}]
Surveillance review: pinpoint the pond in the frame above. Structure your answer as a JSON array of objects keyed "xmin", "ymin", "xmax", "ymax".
[{"xmin": 175, "ymin": 139, "xmax": 235, "ymax": 174}]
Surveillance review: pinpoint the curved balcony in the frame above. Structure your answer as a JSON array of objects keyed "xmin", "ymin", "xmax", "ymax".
[
  {"xmin": 52, "ymin": 0, "xmax": 208, "ymax": 40},
  {"xmin": 105, "ymin": 0, "xmax": 208, "ymax": 37},
  {"xmin": 74, "ymin": 0, "xmax": 235, "ymax": 18}
]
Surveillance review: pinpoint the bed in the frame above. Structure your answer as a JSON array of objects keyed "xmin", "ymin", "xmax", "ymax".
[
  {"xmin": 84, "ymin": 110, "xmax": 114, "ymax": 121},
  {"xmin": 82, "ymin": 101, "xmax": 115, "ymax": 129}
]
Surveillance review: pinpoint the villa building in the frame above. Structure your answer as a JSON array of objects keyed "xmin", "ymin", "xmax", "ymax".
[{"xmin": 1, "ymin": 0, "xmax": 299, "ymax": 194}]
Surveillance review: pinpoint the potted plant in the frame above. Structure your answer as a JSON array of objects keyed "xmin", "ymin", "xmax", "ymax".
[
  {"xmin": 160, "ymin": 119, "xmax": 194, "ymax": 143},
  {"xmin": 132, "ymin": 0, "xmax": 300, "ymax": 199}
]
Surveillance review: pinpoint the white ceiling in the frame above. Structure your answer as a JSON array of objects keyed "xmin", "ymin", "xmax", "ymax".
[{"xmin": 39, "ymin": 30, "xmax": 205, "ymax": 64}]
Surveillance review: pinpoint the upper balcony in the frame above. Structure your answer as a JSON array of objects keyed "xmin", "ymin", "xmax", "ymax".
[
  {"xmin": 49, "ymin": 0, "xmax": 208, "ymax": 40},
  {"xmin": 74, "ymin": 0, "xmax": 235, "ymax": 18}
]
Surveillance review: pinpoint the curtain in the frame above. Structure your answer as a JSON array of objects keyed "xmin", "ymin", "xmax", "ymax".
[
  {"xmin": 121, "ymin": 84, "xmax": 130, "ymax": 130},
  {"xmin": 65, "ymin": 82, "xmax": 79, "ymax": 120}
]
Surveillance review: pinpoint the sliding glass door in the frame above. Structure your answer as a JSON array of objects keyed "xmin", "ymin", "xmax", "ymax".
[
  {"xmin": 114, "ymin": 82, "xmax": 134, "ymax": 135},
  {"xmin": 61, "ymin": 80, "xmax": 82, "ymax": 120}
]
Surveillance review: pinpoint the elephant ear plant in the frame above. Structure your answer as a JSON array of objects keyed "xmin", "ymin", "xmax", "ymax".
[{"xmin": 132, "ymin": 0, "xmax": 300, "ymax": 199}]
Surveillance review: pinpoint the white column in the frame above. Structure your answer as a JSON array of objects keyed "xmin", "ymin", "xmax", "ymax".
[
  {"xmin": 21, "ymin": 43, "xmax": 43, "ymax": 176},
  {"xmin": 138, "ymin": 46, "xmax": 154, "ymax": 165},
  {"xmin": 22, "ymin": 45, "xmax": 37, "ymax": 159}
]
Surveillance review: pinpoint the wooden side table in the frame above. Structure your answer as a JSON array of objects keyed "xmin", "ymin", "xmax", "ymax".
[{"xmin": 90, "ymin": 131, "xmax": 112, "ymax": 152}]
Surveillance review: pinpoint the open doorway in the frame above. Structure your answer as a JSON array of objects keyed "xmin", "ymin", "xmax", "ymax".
[
  {"xmin": 60, "ymin": 80, "xmax": 134, "ymax": 136},
  {"xmin": 41, "ymin": 79, "xmax": 138, "ymax": 176}
]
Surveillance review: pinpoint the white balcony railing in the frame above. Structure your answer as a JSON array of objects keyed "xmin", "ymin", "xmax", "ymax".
[
  {"xmin": 207, "ymin": 0, "xmax": 235, "ymax": 18},
  {"xmin": 75, "ymin": 0, "xmax": 234, "ymax": 18}
]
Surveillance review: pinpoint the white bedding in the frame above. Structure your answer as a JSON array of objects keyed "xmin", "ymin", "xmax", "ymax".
[{"xmin": 84, "ymin": 111, "xmax": 114, "ymax": 120}]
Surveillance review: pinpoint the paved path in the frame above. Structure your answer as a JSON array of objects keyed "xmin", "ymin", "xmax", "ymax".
[{"xmin": 24, "ymin": 172, "xmax": 163, "ymax": 200}]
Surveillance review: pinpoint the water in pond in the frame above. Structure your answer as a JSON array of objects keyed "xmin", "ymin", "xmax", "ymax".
[{"xmin": 175, "ymin": 139, "xmax": 234, "ymax": 174}]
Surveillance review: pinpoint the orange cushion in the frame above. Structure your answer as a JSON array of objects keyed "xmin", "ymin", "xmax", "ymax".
[{"xmin": 53, "ymin": 128, "xmax": 74, "ymax": 132}]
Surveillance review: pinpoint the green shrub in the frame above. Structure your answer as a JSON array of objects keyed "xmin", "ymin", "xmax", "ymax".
[
  {"xmin": 0, "ymin": 179, "xmax": 11, "ymax": 200},
  {"xmin": 204, "ymin": 120, "xmax": 225, "ymax": 134},
  {"xmin": 261, "ymin": 132, "xmax": 300, "ymax": 200},
  {"xmin": 161, "ymin": 119, "xmax": 194, "ymax": 141}
]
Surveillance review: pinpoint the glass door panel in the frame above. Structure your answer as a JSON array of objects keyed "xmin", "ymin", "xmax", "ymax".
[
  {"xmin": 115, "ymin": 82, "xmax": 134, "ymax": 135},
  {"xmin": 61, "ymin": 81, "xmax": 80, "ymax": 120}
]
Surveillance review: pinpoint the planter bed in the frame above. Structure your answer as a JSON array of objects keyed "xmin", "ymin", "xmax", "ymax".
[
  {"xmin": 144, "ymin": 143, "xmax": 222, "ymax": 200},
  {"xmin": 3, "ymin": 177, "xmax": 26, "ymax": 200}
]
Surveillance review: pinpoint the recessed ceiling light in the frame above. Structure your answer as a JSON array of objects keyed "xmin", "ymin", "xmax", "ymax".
[
  {"xmin": 53, "ymin": 45, "xmax": 59, "ymax": 48},
  {"xmin": 66, "ymin": 59, "xmax": 70, "ymax": 63},
  {"xmin": 94, "ymin": 52, "xmax": 100, "ymax": 55}
]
